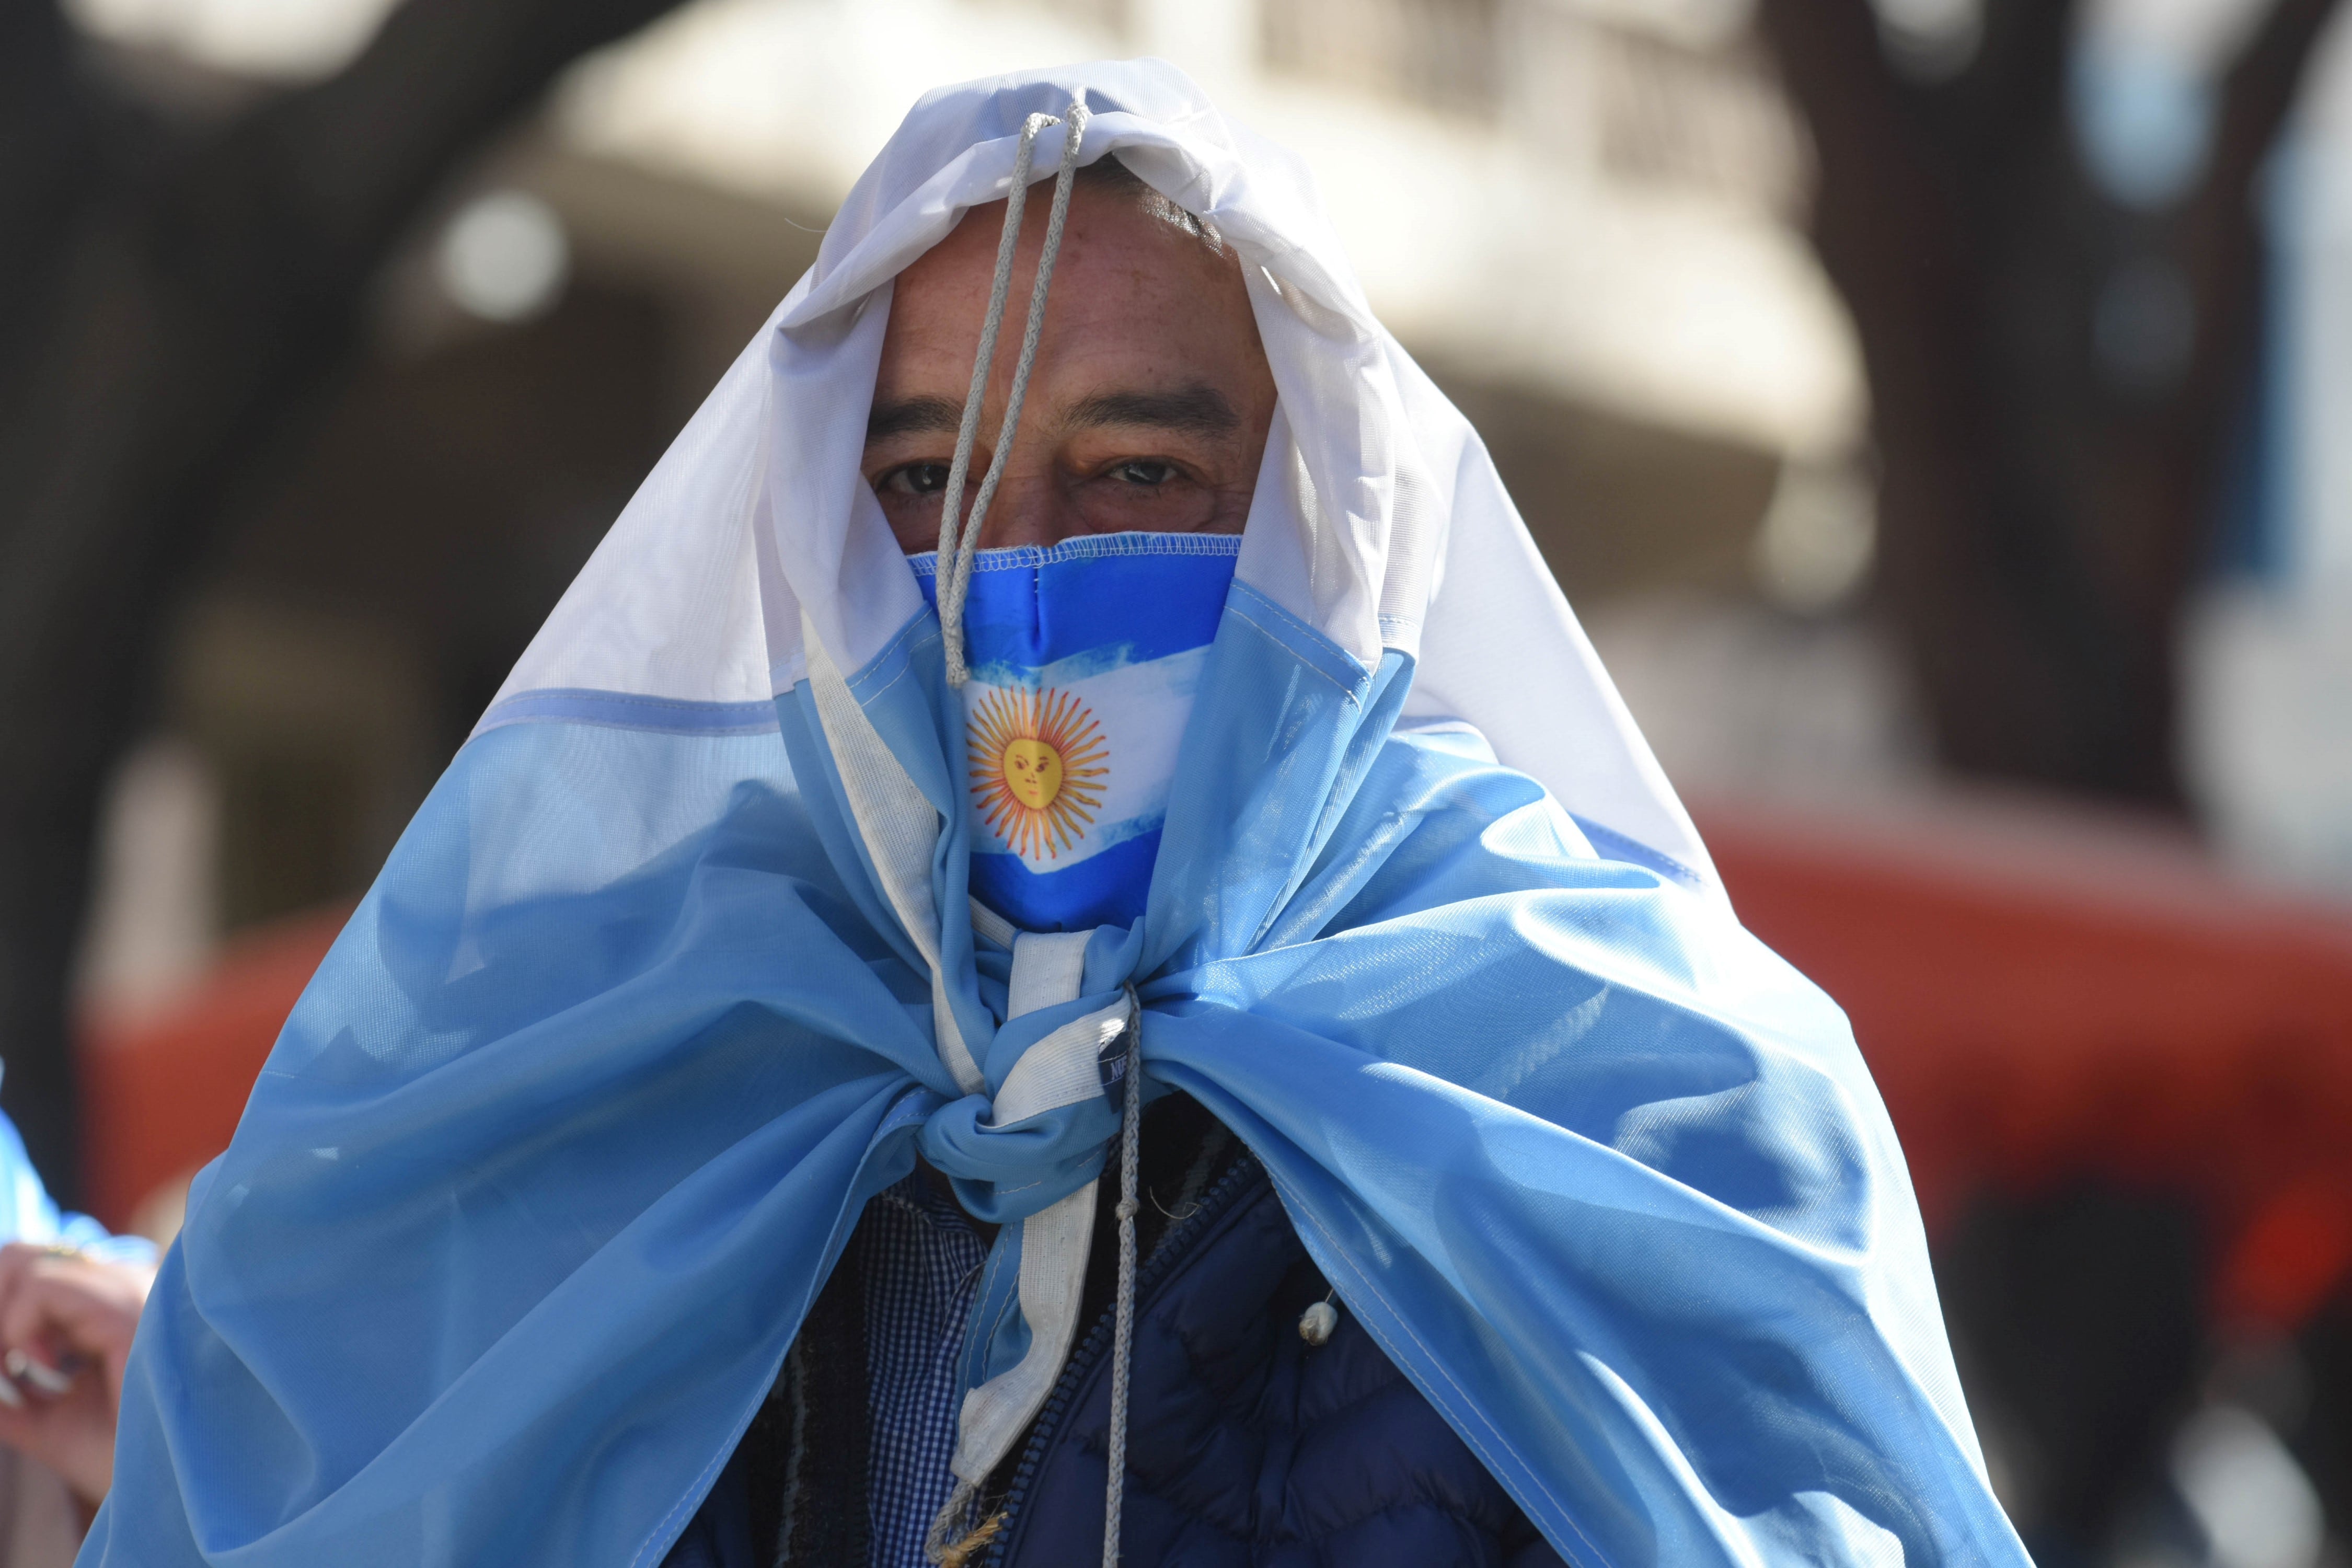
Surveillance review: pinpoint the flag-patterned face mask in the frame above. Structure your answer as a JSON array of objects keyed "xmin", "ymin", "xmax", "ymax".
[{"xmin": 911, "ymin": 532, "xmax": 1239, "ymax": 933}]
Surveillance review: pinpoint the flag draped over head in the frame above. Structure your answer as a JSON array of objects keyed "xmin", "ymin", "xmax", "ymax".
[{"xmin": 93, "ymin": 60, "xmax": 2028, "ymax": 1568}]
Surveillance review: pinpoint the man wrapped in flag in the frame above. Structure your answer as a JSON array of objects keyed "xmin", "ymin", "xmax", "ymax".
[{"xmin": 93, "ymin": 62, "xmax": 2030, "ymax": 1568}]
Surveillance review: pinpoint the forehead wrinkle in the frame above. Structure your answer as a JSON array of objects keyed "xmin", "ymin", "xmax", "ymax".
[
  {"xmin": 1060, "ymin": 385, "xmax": 1240, "ymax": 437},
  {"xmin": 866, "ymin": 395, "xmax": 964, "ymax": 444}
]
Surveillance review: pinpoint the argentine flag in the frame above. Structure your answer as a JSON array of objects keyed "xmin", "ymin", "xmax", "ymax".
[{"xmin": 914, "ymin": 534, "xmax": 1237, "ymax": 931}]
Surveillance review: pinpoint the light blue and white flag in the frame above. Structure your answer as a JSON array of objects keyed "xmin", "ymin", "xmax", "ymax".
[{"xmin": 91, "ymin": 60, "xmax": 2029, "ymax": 1568}]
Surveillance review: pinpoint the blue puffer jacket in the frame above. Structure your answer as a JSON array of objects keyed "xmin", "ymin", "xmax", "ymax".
[
  {"xmin": 674, "ymin": 1100, "xmax": 1566, "ymax": 1567},
  {"xmin": 989, "ymin": 1154, "xmax": 1566, "ymax": 1568}
]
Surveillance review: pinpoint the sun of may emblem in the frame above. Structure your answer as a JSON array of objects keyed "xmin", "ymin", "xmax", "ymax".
[{"xmin": 968, "ymin": 686, "xmax": 1109, "ymax": 860}]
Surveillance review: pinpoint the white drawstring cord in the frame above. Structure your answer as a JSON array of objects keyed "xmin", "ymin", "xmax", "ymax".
[
  {"xmin": 937, "ymin": 98, "xmax": 1091, "ymax": 688},
  {"xmin": 1102, "ymin": 985, "xmax": 1143, "ymax": 1566},
  {"xmin": 931, "ymin": 111, "xmax": 1048, "ymax": 649}
]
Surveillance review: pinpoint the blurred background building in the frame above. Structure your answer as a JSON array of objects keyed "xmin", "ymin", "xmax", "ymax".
[{"xmin": 6, "ymin": 0, "xmax": 2352, "ymax": 1562}]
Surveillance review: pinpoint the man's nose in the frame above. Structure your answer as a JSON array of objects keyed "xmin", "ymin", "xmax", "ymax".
[{"xmin": 973, "ymin": 468, "xmax": 1082, "ymax": 550}]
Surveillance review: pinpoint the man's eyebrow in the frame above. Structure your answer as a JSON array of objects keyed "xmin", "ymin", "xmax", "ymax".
[
  {"xmin": 866, "ymin": 386, "xmax": 1242, "ymax": 443},
  {"xmin": 1064, "ymin": 385, "xmax": 1239, "ymax": 436},
  {"xmin": 866, "ymin": 396, "xmax": 964, "ymax": 444}
]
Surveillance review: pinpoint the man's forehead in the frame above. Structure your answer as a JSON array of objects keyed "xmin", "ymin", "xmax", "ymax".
[{"xmin": 895, "ymin": 167, "xmax": 1228, "ymax": 318}]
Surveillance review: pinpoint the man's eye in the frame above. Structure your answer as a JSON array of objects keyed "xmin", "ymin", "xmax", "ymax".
[
  {"xmin": 1110, "ymin": 460, "xmax": 1176, "ymax": 486},
  {"xmin": 880, "ymin": 463, "xmax": 952, "ymax": 496}
]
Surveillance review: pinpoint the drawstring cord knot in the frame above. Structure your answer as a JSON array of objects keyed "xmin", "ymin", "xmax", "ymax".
[
  {"xmin": 937, "ymin": 97, "xmax": 1092, "ymax": 689},
  {"xmin": 925, "ymin": 1488, "xmax": 1002, "ymax": 1568}
]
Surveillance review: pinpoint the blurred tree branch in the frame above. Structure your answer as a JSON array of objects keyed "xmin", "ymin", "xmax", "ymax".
[
  {"xmin": 0, "ymin": 0, "xmax": 693, "ymax": 1198},
  {"xmin": 1756, "ymin": 0, "xmax": 2342, "ymax": 804}
]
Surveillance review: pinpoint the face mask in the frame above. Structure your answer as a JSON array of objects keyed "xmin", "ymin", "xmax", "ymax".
[{"xmin": 913, "ymin": 533, "xmax": 1239, "ymax": 933}]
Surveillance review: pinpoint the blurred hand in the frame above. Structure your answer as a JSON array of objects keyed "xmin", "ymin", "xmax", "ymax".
[{"xmin": 0, "ymin": 1242, "xmax": 155, "ymax": 1507}]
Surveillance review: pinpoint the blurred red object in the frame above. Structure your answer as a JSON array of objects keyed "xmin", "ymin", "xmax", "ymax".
[
  {"xmin": 1700, "ymin": 791, "xmax": 2352, "ymax": 1336},
  {"xmin": 68, "ymin": 793, "xmax": 2352, "ymax": 1331},
  {"xmin": 2218, "ymin": 1177, "xmax": 2352, "ymax": 1333},
  {"xmin": 77, "ymin": 906, "xmax": 348, "ymax": 1233}
]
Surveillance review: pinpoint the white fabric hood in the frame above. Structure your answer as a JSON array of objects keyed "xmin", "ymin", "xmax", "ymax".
[{"xmin": 486, "ymin": 57, "xmax": 1717, "ymax": 893}]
